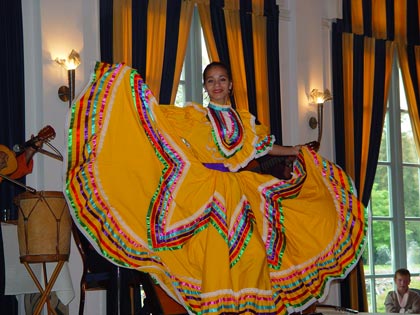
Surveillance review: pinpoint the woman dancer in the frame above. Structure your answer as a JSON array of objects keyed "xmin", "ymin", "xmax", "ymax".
[{"xmin": 65, "ymin": 61, "xmax": 366, "ymax": 315}]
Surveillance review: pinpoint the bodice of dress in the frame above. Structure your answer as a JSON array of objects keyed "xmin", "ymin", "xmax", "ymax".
[
  {"xmin": 159, "ymin": 102, "xmax": 275, "ymax": 171},
  {"xmin": 206, "ymin": 103, "xmax": 245, "ymax": 158}
]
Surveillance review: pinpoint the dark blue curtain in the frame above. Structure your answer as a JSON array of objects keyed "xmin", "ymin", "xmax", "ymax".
[
  {"xmin": 100, "ymin": 0, "xmax": 113, "ymax": 64},
  {"xmin": 131, "ymin": 0, "xmax": 148, "ymax": 77},
  {"xmin": 0, "ymin": 0, "xmax": 25, "ymax": 313},
  {"xmin": 0, "ymin": 0, "xmax": 26, "ymax": 213},
  {"xmin": 264, "ymin": 1, "xmax": 282, "ymax": 143},
  {"xmin": 159, "ymin": 1, "xmax": 182, "ymax": 104}
]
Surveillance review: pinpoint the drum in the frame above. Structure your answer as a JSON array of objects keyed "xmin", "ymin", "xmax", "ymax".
[{"xmin": 14, "ymin": 191, "xmax": 72, "ymax": 263}]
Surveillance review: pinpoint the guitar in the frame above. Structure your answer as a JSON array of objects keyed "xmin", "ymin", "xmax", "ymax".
[{"xmin": 0, "ymin": 125, "xmax": 56, "ymax": 176}]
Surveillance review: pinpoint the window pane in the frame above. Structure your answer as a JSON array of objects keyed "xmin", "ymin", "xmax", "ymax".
[
  {"xmin": 175, "ymin": 84, "xmax": 186, "ymax": 107},
  {"xmin": 378, "ymin": 117, "xmax": 389, "ymax": 162},
  {"xmin": 406, "ymin": 221, "xmax": 420, "ymax": 271},
  {"xmin": 404, "ymin": 166, "xmax": 420, "ymax": 217},
  {"xmin": 200, "ymin": 28, "xmax": 210, "ymax": 105},
  {"xmin": 410, "ymin": 274, "xmax": 420, "ymax": 291},
  {"xmin": 180, "ymin": 64, "xmax": 185, "ymax": 80},
  {"xmin": 372, "ymin": 221, "xmax": 393, "ymax": 274},
  {"xmin": 201, "ymin": 27, "xmax": 210, "ymax": 73},
  {"xmin": 401, "ymin": 111, "xmax": 419, "ymax": 163},
  {"xmin": 365, "ymin": 278, "xmax": 374, "ymax": 312},
  {"xmin": 363, "ymin": 235, "xmax": 371, "ymax": 275},
  {"xmin": 399, "ymin": 69, "xmax": 408, "ymax": 110},
  {"xmin": 371, "ymin": 165, "xmax": 391, "ymax": 217},
  {"xmin": 375, "ymin": 277, "xmax": 394, "ymax": 313}
]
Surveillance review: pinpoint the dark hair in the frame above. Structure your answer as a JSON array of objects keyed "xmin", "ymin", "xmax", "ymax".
[
  {"xmin": 203, "ymin": 61, "xmax": 232, "ymax": 83},
  {"xmin": 395, "ymin": 268, "xmax": 411, "ymax": 279}
]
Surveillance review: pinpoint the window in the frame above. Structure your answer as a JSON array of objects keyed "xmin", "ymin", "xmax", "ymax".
[
  {"xmin": 175, "ymin": 7, "xmax": 209, "ymax": 107},
  {"xmin": 364, "ymin": 57, "xmax": 420, "ymax": 312}
]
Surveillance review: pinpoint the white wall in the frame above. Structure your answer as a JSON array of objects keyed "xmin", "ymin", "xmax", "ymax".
[
  {"xmin": 19, "ymin": 0, "xmax": 342, "ymax": 313},
  {"xmin": 279, "ymin": 0, "xmax": 341, "ymax": 160},
  {"xmin": 21, "ymin": 0, "xmax": 101, "ymax": 314}
]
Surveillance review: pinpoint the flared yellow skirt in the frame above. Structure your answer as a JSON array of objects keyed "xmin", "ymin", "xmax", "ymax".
[{"xmin": 65, "ymin": 62, "xmax": 366, "ymax": 315}]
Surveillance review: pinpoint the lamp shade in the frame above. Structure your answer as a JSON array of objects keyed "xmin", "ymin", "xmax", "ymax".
[
  {"xmin": 55, "ymin": 49, "xmax": 81, "ymax": 70},
  {"xmin": 309, "ymin": 88, "xmax": 332, "ymax": 104}
]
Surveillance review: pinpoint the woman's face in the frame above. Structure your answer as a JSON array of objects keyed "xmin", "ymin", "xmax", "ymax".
[{"xmin": 203, "ymin": 65, "xmax": 232, "ymax": 105}]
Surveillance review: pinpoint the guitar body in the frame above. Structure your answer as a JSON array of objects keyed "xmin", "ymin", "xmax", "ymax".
[
  {"xmin": 242, "ymin": 155, "xmax": 295, "ymax": 180},
  {"xmin": 0, "ymin": 144, "xmax": 17, "ymax": 175}
]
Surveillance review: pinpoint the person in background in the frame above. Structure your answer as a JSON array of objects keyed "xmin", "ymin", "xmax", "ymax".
[{"xmin": 385, "ymin": 268, "xmax": 420, "ymax": 313}]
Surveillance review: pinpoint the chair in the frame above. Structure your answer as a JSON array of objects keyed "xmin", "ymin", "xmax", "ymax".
[
  {"xmin": 411, "ymin": 288, "xmax": 420, "ymax": 295},
  {"xmin": 73, "ymin": 223, "xmax": 154, "ymax": 314},
  {"xmin": 72, "ymin": 223, "xmax": 119, "ymax": 315},
  {"xmin": 72, "ymin": 223, "xmax": 188, "ymax": 315},
  {"xmin": 147, "ymin": 284, "xmax": 188, "ymax": 315}
]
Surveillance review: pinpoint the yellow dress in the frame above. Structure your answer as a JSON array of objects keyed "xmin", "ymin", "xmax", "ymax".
[{"xmin": 65, "ymin": 62, "xmax": 367, "ymax": 315}]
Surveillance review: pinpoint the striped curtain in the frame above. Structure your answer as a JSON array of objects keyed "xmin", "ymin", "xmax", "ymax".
[
  {"xmin": 333, "ymin": 0, "xmax": 420, "ymax": 310},
  {"xmin": 197, "ymin": 0, "xmax": 282, "ymax": 141},
  {"xmin": 100, "ymin": 0, "xmax": 194, "ymax": 104},
  {"xmin": 100, "ymin": 0, "xmax": 282, "ymax": 140}
]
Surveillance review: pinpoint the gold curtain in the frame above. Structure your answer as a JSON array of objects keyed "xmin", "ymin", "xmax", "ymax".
[
  {"xmin": 222, "ymin": 2, "xmax": 249, "ymax": 112},
  {"xmin": 397, "ymin": 44, "xmax": 420, "ymax": 157},
  {"xmin": 145, "ymin": 0, "xmax": 168, "ymax": 98},
  {"xmin": 197, "ymin": 0, "xmax": 271, "ymax": 127},
  {"xmin": 197, "ymin": 2, "xmax": 219, "ymax": 63},
  {"xmin": 112, "ymin": 0, "xmax": 194, "ymax": 103},
  {"xmin": 113, "ymin": 0, "xmax": 132, "ymax": 65},
  {"xmin": 251, "ymin": 3, "xmax": 270, "ymax": 126}
]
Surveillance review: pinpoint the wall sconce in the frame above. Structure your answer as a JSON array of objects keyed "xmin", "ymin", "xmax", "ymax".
[
  {"xmin": 308, "ymin": 88, "xmax": 333, "ymax": 143},
  {"xmin": 55, "ymin": 49, "xmax": 81, "ymax": 107}
]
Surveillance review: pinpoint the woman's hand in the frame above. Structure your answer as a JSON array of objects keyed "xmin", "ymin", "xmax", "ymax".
[
  {"xmin": 289, "ymin": 145, "xmax": 301, "ymax": 155},
  {"xmin": 305, "ymin": 141, "xmax": 320, "ymax": 152}
]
